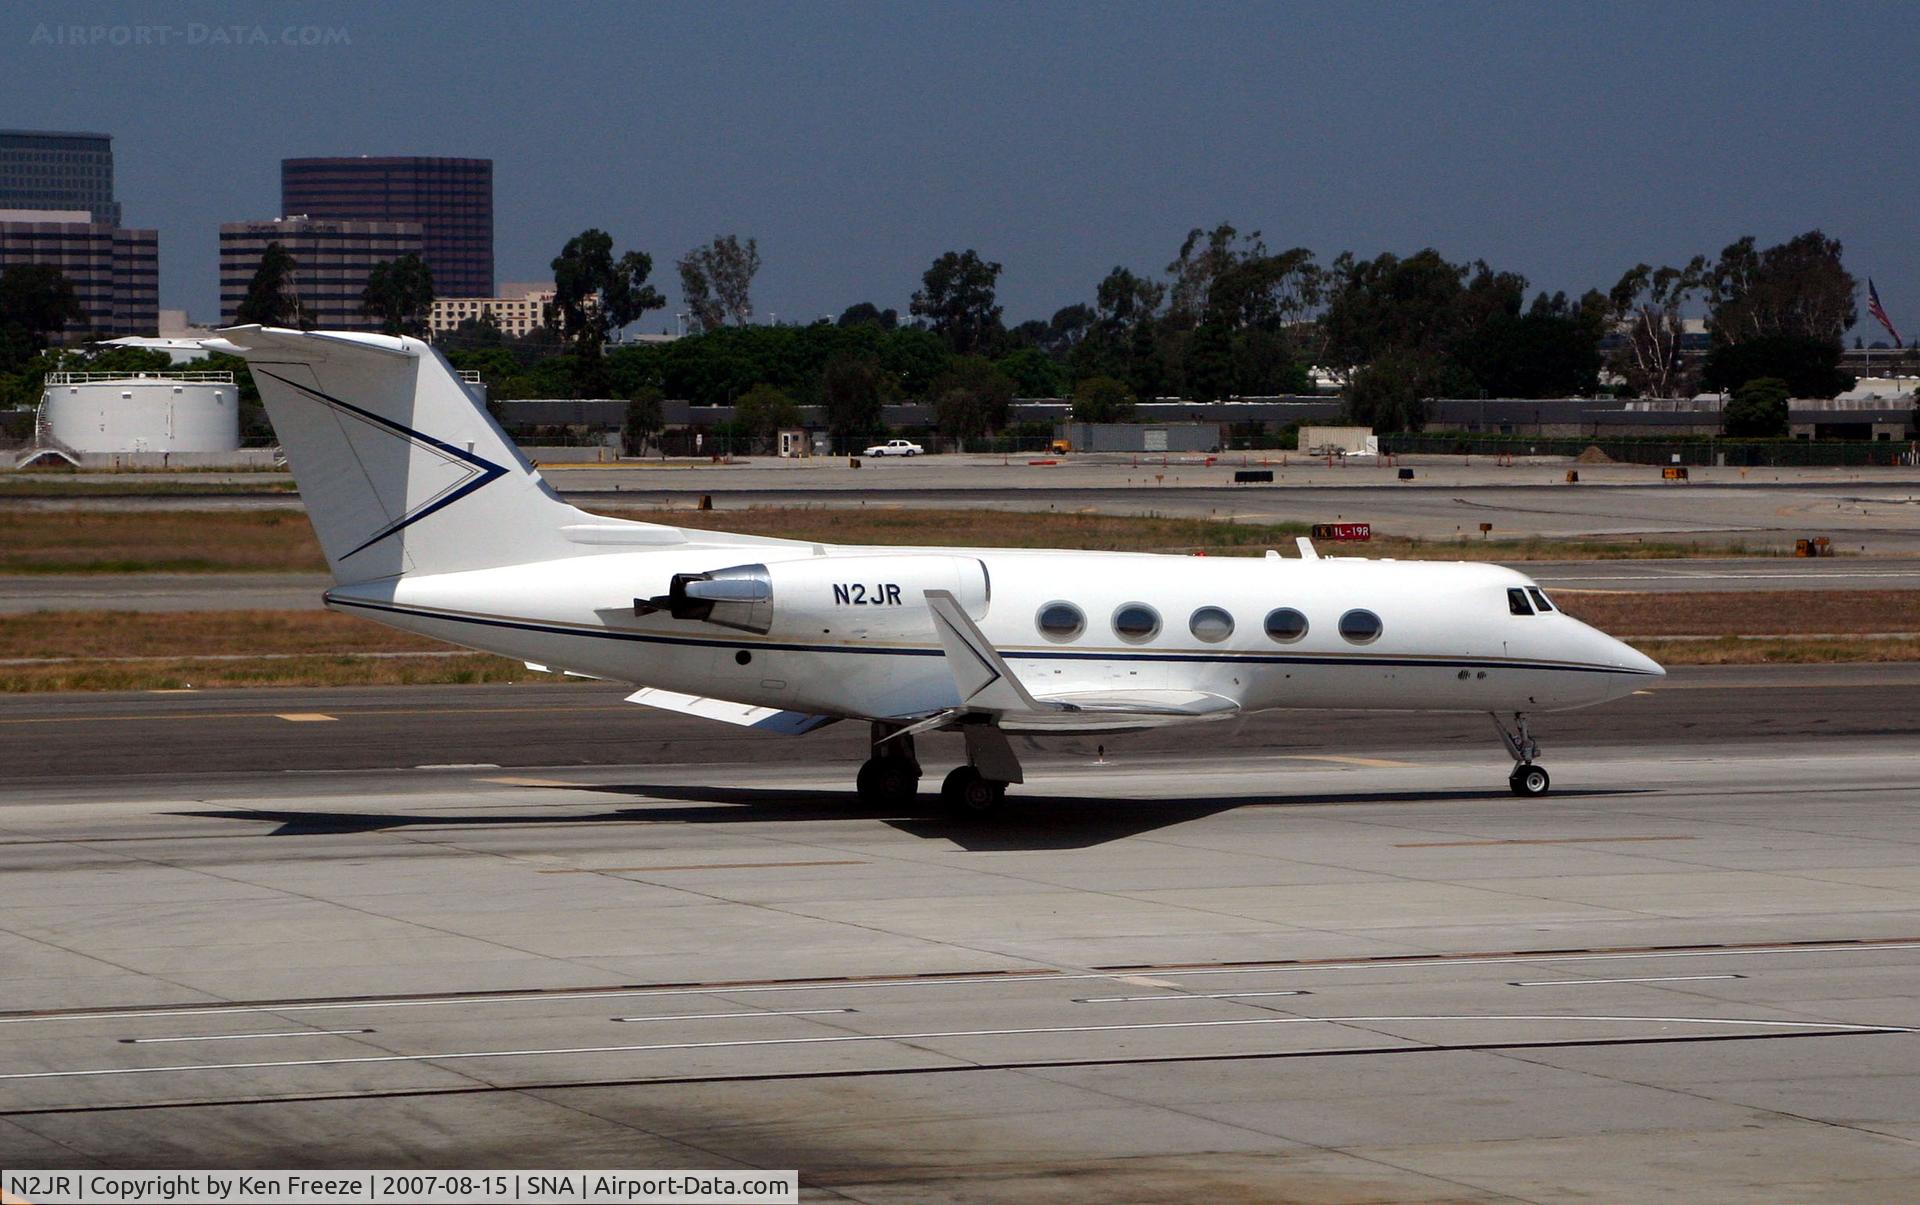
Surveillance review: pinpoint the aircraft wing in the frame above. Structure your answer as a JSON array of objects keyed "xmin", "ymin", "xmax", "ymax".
[
  {"xmin": 624, "ymin": 687, "xmax": 838, "ymax": 735},
  {"xmin": 921, "ymin": 590, "xmax": 1240, "ymax": 735}
]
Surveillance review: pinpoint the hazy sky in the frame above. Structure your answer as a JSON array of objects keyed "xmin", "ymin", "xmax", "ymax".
[{"xmin": 7, "ymin": 1, "xmax": 1916, "ymax": 339}]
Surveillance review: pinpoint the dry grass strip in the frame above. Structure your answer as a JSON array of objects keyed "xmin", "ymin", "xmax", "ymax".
[
  {"xmin": 1553, "ymin": 590, "xmax": 1920, "ymax": 637},
  {"xmin": 0, "ymin": 504, "xmax": 1781, "ymax": 574},
  {"xmin": 0, "ymin": 653, "xmax": 543, "ymax": 692},
  {"xmin": 0, "ymin": 509, "xmax": 321, "ymax": 573},
  {"xmin": 0, "ymin": 609, "xmax": 443, "ymax": 659}
]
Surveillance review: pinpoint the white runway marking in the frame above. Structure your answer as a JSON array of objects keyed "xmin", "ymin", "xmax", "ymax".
[
  {"xmin": 5, "ymin": 1015, "xmax": 1906, "ymax": 1083},
  {"xmin": 122, "ymin": 1029, "xmax": 374, "ymax": 1044},
  {"xmin": 1512, "ymin": 975, "xmax": 1745, "ymax": 987},
  {"xmin": 1076, "ymin": 991, "xmax": 1309, "ymax": 1003},
  {"xmin": 4, "ymin": 943, "xmax": 1914, "ymax": 1028},
  {"xmin": 1136, "ymin": 942, "xmax": 1920, "ymax": 981},
  {"xmin": 611, "ymin": 1009, "xmax": 854, "ymax": 1023}
]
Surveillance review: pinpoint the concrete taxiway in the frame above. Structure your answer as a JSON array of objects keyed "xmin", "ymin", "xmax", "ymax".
[
  {"xmin": 2, "ymin": 663, "xmax": 1918, "ymax": 778},
  {"xmin": 2, "ymin": 665, "xmax": 1919, "ymax": 1197}
]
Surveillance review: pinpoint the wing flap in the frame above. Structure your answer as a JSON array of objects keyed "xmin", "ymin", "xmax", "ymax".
[
  {"xmin": 1032, "ymin": 689, "xmax": 1241, "ymax": 716},
  {"xmin": 998, "ymin": 688, "xmax": 1241, "ymax": 733},
  {"xmin": 624, "ymin": 687, "xmax": 837, "ymax": 735}
]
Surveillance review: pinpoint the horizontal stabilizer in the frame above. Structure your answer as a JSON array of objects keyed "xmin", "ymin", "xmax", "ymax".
[
  {"xmin": 625, "ymin": 687, "xmax": 836, "ymax": 735},
  {"xmin": 562, "ymin": 524, "xmax": 688, "ymax": 547}
]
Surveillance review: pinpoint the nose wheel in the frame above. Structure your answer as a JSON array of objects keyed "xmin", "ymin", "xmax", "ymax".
[
  {"xmin": 1491, "ymin": 712, "xmax": 1551, "ymax": 797},
  {"xmin": 1508, "ymin": 763, "xmax": 1551, "ymax": 797}
]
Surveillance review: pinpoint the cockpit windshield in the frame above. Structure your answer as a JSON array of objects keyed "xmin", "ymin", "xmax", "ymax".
[
  {"xmin": 1507, "ymin": 587, "xmax": 1533, "ymax": 615},
  {"xmin": 1527, "ymin": 587, "xmax": 1555, "ymax": 612}
]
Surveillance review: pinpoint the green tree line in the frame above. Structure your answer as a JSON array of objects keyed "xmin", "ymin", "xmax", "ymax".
[
  {"xmin": 436, "ymin": 222, "xmax": 1883, "ymax": 437},
  {"xmin": 6, "ymin": 222, "xmax": 1899, "ymax": 443}
]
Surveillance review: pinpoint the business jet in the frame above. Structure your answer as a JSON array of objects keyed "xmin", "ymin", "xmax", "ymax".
[{"xmin": 211, "ymin": 326, "xmax": 1663, "ymax": 814}]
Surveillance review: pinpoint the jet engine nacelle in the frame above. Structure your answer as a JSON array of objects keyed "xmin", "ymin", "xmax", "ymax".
[{"xmin": 640, "ymin": 554, "xmax": 990, "ymax": 638}]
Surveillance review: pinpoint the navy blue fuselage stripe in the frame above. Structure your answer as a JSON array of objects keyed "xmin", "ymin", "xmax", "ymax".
[
  {"xmin": 327, "ymin": 596, "xmax": 1656, "ymax": 676},
  {"xmin": 257, "ymin": 368, "xmax": 510, "ymax": 559}
]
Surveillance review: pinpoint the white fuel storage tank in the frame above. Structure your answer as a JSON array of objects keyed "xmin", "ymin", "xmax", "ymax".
[{"xmin": 41, "ymin": 371, "xmax": 240, "ymax": 454}]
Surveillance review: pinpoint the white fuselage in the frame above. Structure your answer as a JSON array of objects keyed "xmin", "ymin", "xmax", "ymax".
[{"xmin": 325, "ymin": 543, "xmax": 1663, "ymax": 724}]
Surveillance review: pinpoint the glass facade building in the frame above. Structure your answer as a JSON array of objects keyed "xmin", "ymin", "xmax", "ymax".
[
  {"xmin": 281, "ymin": 156, "xmax": 492, "ymax": 298},
  {"xmin": 0, "ymin": 130, "xmax": 120, "ymax": 226}
]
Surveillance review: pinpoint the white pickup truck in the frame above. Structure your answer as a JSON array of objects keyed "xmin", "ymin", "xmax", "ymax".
[{"xmin": 861, "ymin": 439, "xmax": 924, "ymax": 457}]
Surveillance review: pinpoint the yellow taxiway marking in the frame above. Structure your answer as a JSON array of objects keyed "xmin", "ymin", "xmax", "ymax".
[
  {"xmin": 273, "ymin": 712, "xmax": 337, "ymax": 723},
  {"xmin": 1395, "ymin": 835, "xmax": 1695, "ymax": 849},
  {"xmin": 481, "ymin": 776, "xmax": 584, "ymax": 788}
]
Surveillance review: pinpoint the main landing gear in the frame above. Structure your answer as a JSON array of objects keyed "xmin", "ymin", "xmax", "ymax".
[
  {"xmin": 940, "ymin": 765, "xmax": 1006, "ymax": 815},
  {"xmin": 855, "ymin": 721, "xmax": 921, "ymax": 808},
  {"xmin": 1492, "ymin": 712, "xmax": 1551, "ymax": 797},
  {"xmin": 854, "ymin": 722, "xmax": 1023, "ymax": 817}
]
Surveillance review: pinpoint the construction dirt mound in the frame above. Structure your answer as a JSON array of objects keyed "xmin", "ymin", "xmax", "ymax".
[{"xmin": 1575, "ymin": 445, "xmax": 1616, "ymax": 464}]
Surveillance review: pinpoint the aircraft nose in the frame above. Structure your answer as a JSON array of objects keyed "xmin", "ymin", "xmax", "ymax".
[
  {"xmin": 1616, "ymin": 637, "xmax": 1665, "ymax": 678},
  {"xmin": 1597, "ymin": 632, "xmax": 1664, "ymax": 699},
  {"xmin": 1567, "ymin": 620, "xmax": 1663, "ymax": 700}
]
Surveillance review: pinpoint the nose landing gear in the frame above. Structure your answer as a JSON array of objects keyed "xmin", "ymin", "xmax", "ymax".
[
  {"xmin": 1492, "ymin": 712, "xmax": 1551, "ymax": 797},
  {"xmin": 1508, "ymin": 762, "xmax": 1551, "ymax": 797}
]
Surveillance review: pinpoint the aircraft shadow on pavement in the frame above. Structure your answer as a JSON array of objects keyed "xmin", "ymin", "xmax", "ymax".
[{"xmin": 175, "ymin": 784, "xmax": 1650, "ymax": 852}]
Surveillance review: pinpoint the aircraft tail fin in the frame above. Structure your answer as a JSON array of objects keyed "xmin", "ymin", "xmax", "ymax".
[{"xmin": 213, "ymin": 326, "xmax": 614, "ymax": 583}]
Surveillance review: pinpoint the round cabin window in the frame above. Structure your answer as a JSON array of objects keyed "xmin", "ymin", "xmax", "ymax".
[
  {"xmin": 1112, "ymin": 603, "xmax": 1162, "ymax": 644},
  {"xmin": 1189, "ymin": 606, "xmax": 1234, "ymax": 643},
  {"xmin": 1264, "ymin": 607, "xmax": 1309, "ymax": 643},
  {"xmin": 1036, "ymin": 601, "xmax": 1086, "ymax": 642},
  {"xmin": 1338, "ymin": 608, "xmax": 1383, "ymax": 645}
]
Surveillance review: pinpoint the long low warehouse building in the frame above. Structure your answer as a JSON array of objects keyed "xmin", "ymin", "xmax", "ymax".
[{"xmin": 493, "ymin": 391, "xmax": 1916, "ymax": 444}]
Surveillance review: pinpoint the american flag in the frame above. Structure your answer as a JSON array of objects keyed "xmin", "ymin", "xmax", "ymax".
[{"xmin": 1867, "ymin": 278, "xmax": 1903, "ymax": 346}]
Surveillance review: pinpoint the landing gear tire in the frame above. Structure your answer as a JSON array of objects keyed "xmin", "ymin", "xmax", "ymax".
[
  {"xmin": 941, "ymin": 766, "xmax": 1007, "ymax": 816},
  {"xmin": 1509, "ymin": 764, "xmax": 1551, "ymax": 798},
  {"xmin": 1492, "ymin": 713, "xmax": 1549, "ymax": 798},
  {"xmin": 856, "ymin": 758, "xmax": 919, "ymax": 807}
]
